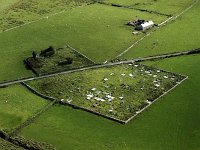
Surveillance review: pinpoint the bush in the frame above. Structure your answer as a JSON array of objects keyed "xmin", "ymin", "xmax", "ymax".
[
  {"xmin": 40, "ymin": 46, "xmax": 55, "ymax": 57},
  {"xmin": 0, "ymin": 130, "xmax": 8, "ymax": 139},
  {"xmin": 58, "ymin": 57, "xmax": 73, "ymax": 66},
  {"xmin": 32, "ymin": 51, "xmax": 37, "ymax": 59},
  {"xmin": 26, "ymin": 58, "xmax": 42, "ymax": 68}
]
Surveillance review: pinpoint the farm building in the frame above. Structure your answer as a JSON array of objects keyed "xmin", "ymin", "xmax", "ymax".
[
  {"xmin": 127, "ymin": 19, "xmax": 145, "ymax": 26},
  {"xmin": 135, "ymin": 21, "xmax": 154, "ymax": 31}
]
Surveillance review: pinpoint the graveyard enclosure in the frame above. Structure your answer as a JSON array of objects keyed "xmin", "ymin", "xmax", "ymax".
[{"xmin": 25, "ymin": 63, "xmax": 186, "ymax": 122}]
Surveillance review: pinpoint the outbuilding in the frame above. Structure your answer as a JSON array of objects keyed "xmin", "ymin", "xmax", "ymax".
[{"xmin": 135, "ymin": 21, "xmax": 154, "ymax": 31}]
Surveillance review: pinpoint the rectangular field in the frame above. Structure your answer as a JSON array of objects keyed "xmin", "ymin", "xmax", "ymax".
[
  {"xmin": 0, "ymin": 85, "xmax": 48, "ymax": 131},
  {"xmin": 25, "ymin": 63, "xmax": 185, "ymax": 122}
]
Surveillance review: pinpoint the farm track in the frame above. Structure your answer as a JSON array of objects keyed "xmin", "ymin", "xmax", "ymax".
[
  {"xmin": 0, "ymin": 48, "xmax": 199, "ymax": 88},
  {"xmin": 115, "ymin": 0, "xmax": 199, "ymax": 58}
]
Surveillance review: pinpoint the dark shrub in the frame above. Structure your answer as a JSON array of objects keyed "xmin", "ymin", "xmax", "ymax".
[
  {"xmin": 40, "ymin": 46, "xmax": 55, "ymax": 57},
  {"xmin": 0, "ymin": 130, "xmax": 7, "ymax": 139},
  {"xmin": 26, "ymin": 58, "xmax": 42, "ymax": 68},
  {"xmin": 58, "ymin": 57, "xmax": 73, "ymax": 66},
  {"xmin": 32, "ymin": 51, "xmax": 37, "ymax": 59}
]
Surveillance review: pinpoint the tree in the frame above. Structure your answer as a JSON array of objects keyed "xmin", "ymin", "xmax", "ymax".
[
  {"xmin": 32, "ymin": 51, "xmax": 37, "ymax": 59},
  {"xmin": 40, "ymin": 46, "xmax": 56, "ymax": 57}
]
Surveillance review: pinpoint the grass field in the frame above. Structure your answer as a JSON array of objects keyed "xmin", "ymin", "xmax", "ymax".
[
  {"xmin": 0, "ymin": 85, "xmax": 48, "ymax": 131},
  {"xmin": 0, "ymin": 0, "xmax": 18, "ymax": 11},
  {"xmin": 0, "ymin": 4, "xmax": 167, "ymax": 82},
  {"xmin": 19, "ymin": 54, "xmax": 200, "ymax": 150},
  {"xmin": 0, "ymin": 0, "xmax": 91, "ymax": 31},
  {"xmin": 121, "ymin": 0, "xmax": 200, "ymax": 60},
  {"xmin": 105, "ymin": 0, "xmax": 194, "ymax": 15},
  {"xmin": 26, "ymin": 63, "xmax": 184, "ymax": 121}
]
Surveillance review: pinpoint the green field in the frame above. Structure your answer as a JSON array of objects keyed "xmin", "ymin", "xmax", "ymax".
[
  {"xmin": 0, "ymin": 0, "xmax": 91, "ymax": 31},
  {"xmin": 0, "ymin": 85, "xmax": 48, "ymax": 131},
  {"xmin": 0, "ymin": 3, "xmax": 167, "ymax": 82},
  {"xmin": 121, "ymin": 0, "xmax": 200, "ymax": 60},
  {"xmin": 0, "ymin": 0, "xmax": 18, "ymax": 11},
  {"xmin": 106, "ymin": 0, "xmax": 194, "ymax": 15},
  {"xmin": 0, "ymin": 0, "xmax": 200, "ymax": 149},
  {"xmin": 19, "ymin": 54, "xmax": 200, "ymax": 150}
]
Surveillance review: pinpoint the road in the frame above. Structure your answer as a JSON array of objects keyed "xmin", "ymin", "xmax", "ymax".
[{"xmin": 0, "ymin": 48, "xmax": 199, "ymax": 88}]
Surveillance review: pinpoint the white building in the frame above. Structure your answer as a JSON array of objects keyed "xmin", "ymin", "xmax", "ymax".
[{"xmin": 135, "ymin": 21, "xmax": 154, "ymax": 31}]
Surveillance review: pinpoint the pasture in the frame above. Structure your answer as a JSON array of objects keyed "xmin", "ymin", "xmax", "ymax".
[
  {"xmin": 0, "ymin": 85, "xmax": 48, "ymax": 131},
  {"xmin": 0, "ymin": 3, "xmax": 167, "ymax": 82}
]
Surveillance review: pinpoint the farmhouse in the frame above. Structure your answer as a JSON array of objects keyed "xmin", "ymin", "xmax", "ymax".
[
  {"xmin": 127, "ymin": 19, "xmax": 145, "ymax": 26},
  {"xmin": 135, "ymin": 21, "xmax": 154, "ymax": 31},
  {"xmin": 127, "ymin": 19, "xmax": 154, "ymax": 31}
]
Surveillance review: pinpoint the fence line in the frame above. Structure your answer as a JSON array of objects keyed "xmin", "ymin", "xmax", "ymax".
[
  {"xmin": 9, "ymin": 90, "xmax": 57, "ymax": 136},
  {"xmin": 125, "ymin": 76, "xmax": 188, "ymax": 123},
  {"xmin": 21, "ymin": 81, "xmax": 126, "ymax": 124},
  {"xmin": 66, "ymin": 44, "xmax": 96, "ymax": 64},
  {"xmin": 92, "ymin": 0, "xmax": 171, "ymax": 17}
]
